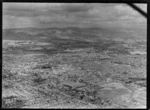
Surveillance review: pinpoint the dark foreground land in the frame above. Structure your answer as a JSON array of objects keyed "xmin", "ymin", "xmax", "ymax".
[{"xmin": 2, "ymin": 27, "xmax": 146, "ymax": 108}]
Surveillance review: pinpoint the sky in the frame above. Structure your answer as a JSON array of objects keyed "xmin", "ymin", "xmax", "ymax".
[{"xmin": 3, "ymin": 3, "xmax": 147, "ymax": 29}]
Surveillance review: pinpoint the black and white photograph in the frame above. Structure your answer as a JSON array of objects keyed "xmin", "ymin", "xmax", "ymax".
[{"xmin": 2, "ymin": 2, "xmax": 147, "ymax": 108}]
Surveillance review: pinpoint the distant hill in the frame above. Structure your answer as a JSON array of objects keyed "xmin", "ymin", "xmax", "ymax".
[
  {"xmin": 2, "ymin": 27, "xmax": 146, "ymax": 55},
  {"xmin": 2, "ymin": 27, "xmax": 102, "ymax": 40},
  {"xmin": 3, "ymin": 26, "xmax": 146, "ymax": 42}
]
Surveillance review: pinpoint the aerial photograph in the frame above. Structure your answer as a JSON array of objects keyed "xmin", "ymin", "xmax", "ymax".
[{"xmin": 2, "ymin": 3, "xmax": 147, "ymax": 108}]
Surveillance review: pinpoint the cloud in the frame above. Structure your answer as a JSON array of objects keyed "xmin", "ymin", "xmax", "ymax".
[
  {"xmin": 3, "ymin": 15, "xmax": 38, "ymax": 29},
  {"xmin": 61, "ymin": 3, "xmax": 92, "ymax": 13},
  {"xmin": 3, "ymin": 3, "xmax": 147, "ymax": 29},
  {"xmin": 115, "ymin": 4, "xmax": 139, "ymax": 17},
  {"xmin": 114, "ymin": 4, "xmax": 147, "ymax": 25},
  {"xmin": 3, "ymin": 3, "xmax": 64, "ymax": 17}
]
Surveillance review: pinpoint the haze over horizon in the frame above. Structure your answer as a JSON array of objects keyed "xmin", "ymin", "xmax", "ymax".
[{"xmin": 3, "ymin": 3, "xmax": 147, "ymax": 29}]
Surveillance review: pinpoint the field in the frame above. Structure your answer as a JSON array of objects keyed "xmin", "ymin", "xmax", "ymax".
[{"xmin": 2, "ymin": 27, "xmax": 147, "ymax": 108}]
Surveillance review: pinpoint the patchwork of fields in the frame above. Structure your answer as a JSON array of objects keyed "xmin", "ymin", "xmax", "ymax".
[{"xmin": 2, "ymin": 27, "xmax": 147, "ymax": 108}]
